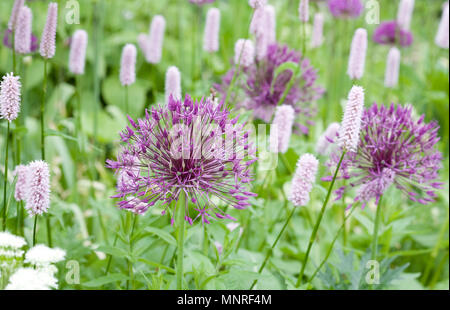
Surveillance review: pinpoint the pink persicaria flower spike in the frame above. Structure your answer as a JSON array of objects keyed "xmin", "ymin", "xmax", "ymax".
[
  {"xmin": 311, "ymin": 13, "xmax": 324, "ymax": 48},
  {"xmin": 203, "ymin": 8, "xmax": 220, "ymax": 53},
  {"xmin": 315, "ymin": 122, "xmax": 340, "ymax": 156},
  {"xmin": 347, "ymin": 28, "xmax": 367, "ymax": 80},
  {"xmin": 338, "ymin": 85, "xmax": 364, "ymax": 153},
  {"xmin": 289, "ymin": 153, "xmax": 319, "ymax": 207},
  {"xmin": 120, "ymin": 44, "xmax": 137, "ymax": 86},
  {"xmin": 146, "ymin": 15, "xmax": 166, "ymax": 64},
  {"xmin": 8, "ymin": 0, "xmax": 25, "ymax": 31},
  {"xmin": 165, "ymin": 66, "xmax": 181, "ymax": 104},
  {"xmin": 249, "ymin": 0, "xmax": 267, "ymax": 9},
  {"xmin": 14, "ymin": 164, "xmax": 29, "ymax": 202},
  {"xmin": 39, "ymin": 2, "xmax": 58, "ymax": 59},
  {"xmin": 25, "ymin": 160, "xmax": 51, "ymax": 216},
  {"xmin": 254, "ymin": 6, "xmax": 275, "ymax": 61},
  {"xmin": 69, "ymin": 29, "xmax": 88, "ymax": 75},
  {"xmin": 264, "ymin": 5, "xmax": 277, "ymax": 44},
  {"xmin": 234, "ymin": 39, "xmax": 255, "ymax": 67},
  {"xmin": 14, "ymin": 6, "xmax": 32, "ymax": 54},
  {"xmin": 269, "ymin": 105, "xmax": 295, "ymax": 154},
  {"xmin": 0, "ymin": 73, "xmax": 21, "ymax": 122},
  {"xmin": 384, "ymin": 47, "xmax": 401, "ymax": 88},
  {"xmin": 435, "ymin": 2, "xmax": 449, "ymax": 49},
  {"xmin": 396, "ymin": 0, "xmax": 415, "ymax": 31},
  {"xmin": 137, "ymin": 33, "xmax": 149, "ymax": 55},
  {"xmin": 298, "ymin": 0, "xmax": 309, "ymax": 23},
  {"xmin": 189, "ymin": 0, "xmax": 216, "ymax": 4}
]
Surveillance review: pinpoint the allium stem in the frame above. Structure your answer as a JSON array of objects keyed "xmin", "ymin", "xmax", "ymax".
[
  {"xmin": 250, "ymin": 207, "xmax": 296, "ymax": 290},
  {"xmin": 2, "ymin": 123, "xmax": 10, "ymax": 231},
  {"xmin": 371, "ymin": 195, "xmax": 383, "ymax": 261},
  {"xmin": 296, "ymin": 151, "xmax": 346, "ymax": 287},
  {"xmin": 176, "ymin": 191, "xmax": 186, "ymax": 290}
]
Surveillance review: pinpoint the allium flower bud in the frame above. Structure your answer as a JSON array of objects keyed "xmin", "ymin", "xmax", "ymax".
[
  {"xmin": 8, "ymin": 0, "xmax": 25, "ymax": 31},
  {"xmin": 39, "ymin": 2, "xmax": 58, "ymax": 59},
  {"xmin": 14, "ymin": 164, "xmax": 29, "ymax": 202},
  {"xmin": 68, "ymin": 29, "xmax": 88, "ymax": 75},
  {"xmin": 384, "ymin": 47, "xmax": 400, "ymax": 88},
  {"xmin": 298, "ymin": 0, "xmax": 309, "ymax": 23},
  {"xmin": 234, "ymin": 39, "xmax": 255, "ymax": 67},
  {"xmin": 203, "ymin": 8, "xmax": 220, "ymax": 53},
  {"xmin": 0, "ymin": 73, "xmax": 22, "ymax": 122},
  {"xmin": 14, "ymin": 6, "xmax": 32, "ymax": 54},
  {"xmin": 347, "ymin": 28, "xmax": 367, "ymax": 80},
  {"xmin": 120, "ymin": 44, "xmax": 137, "ymax": 86},
  {"xmin": 269, "ymin": 105, "xmax": 295, "ymax": 154},
  {"xmin": 311, "ymin": 13, "xmax": 324, "ymax": 48},
  {"xmin": 265, "ymin": 5, "xmax": 276, "ymax": 44},
  {"xmin": 289, "ymin": 153, "xmax": 319, "ymax": 207},
  {"xmin": 338, "ymin": 85, "xmax": 365, "ymax": 152},
  {"xmin": 25, "ymin": 160, "xmax": 51, "ymax": 216},
  {"xmin": 165, "ymin": 66, "xmax": 181, "ymax": 104},
  {"xmin": 435, "ymin": 2, "xmax": 449, "ymax": 49},
  {"xmin": 396, "ymin": 0, "xmax": 415, "ymax": 31},
  {"xmin": 316, "ymin": 122, "xmax": 340, "ymax": 156},
  {"xmin": 146, "ymin": 15, "xmax": 166, "ymax": 64}
]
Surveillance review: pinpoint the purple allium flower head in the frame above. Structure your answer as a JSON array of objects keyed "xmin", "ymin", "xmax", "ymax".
[
  {"xmin": 25, "ymin": 160, "xmax": 51, "ymax": 216},
  {"xmin": 435, "ymin": 1, "xmax": 449, "ymax": 49},
  {"xmin": 328, "ymin": 0, "xmax": 364, "ymax": 19},
  {"xmin": 14, "ymin": 164, "xmax": 29, "ymax": 202},
  {"xmin": 269, "ymin": 105, "xmax": 295, "ymax": 154},
  {"xmin": 316, "ymin": 122, "xmax": 340, "ymax": 156},
  {"xmin": 146, "ymin": 15, "xmax": 166, "ymax": 64},
  {"xmin": 0, "ymin": 73, "xmax": 22, "ymax": 122},
  {"xmin": 373, "ymin": 21, "xmax": 413, "ymax": 47},
  {"xmin": 8, "ymin": 0, "xmax": 25, "ymax": 31},
  {"xmin": 69, "ymin": 29, "xmax": 88, "ymax": 75},
  {"xmin": 3, "ymin": 29, "xmax": 38, "ymax": 53},
  {"xmin": 396, "ymin": 0, "xmax": 415, "ymax": 31},
  {"xmin": 338, "ymin": 85, "xmax": 364, "ymax": 152},
  {"xmin": 203, "ymin": 8, "xmax": 220, "ymax": 53},
  {"xmin": 189, "ymin": 0, "xmax": 216, "ymax": 5},
  {"xmin": 39, "ymin": 2, "xmax": 58, "ymax": 59},
  {"xmin": 165, "ymin": 66, "xmax": 182, "ymax": 104},
  {"xmin": 298, "ymin": 0, "xmax": 309, "ymax": 23},
  {"xmin": 289, "ymin": 153, "xmax": 319, "ymax": 207},
  {"xmin": 347, "ymin": 28, "xmax": 367, "ymax": 80},
  {"xmin": 326, "ymin": 103, "xmax": 443, "ymax": 208},
  {"xmin": 216, "ymin": 43, "xmax": 324, "ymax": 135},
  {"xmin": 311, "ymin": 13, "xmax": 324, "ymax": 48},
  {"xmin": 120, "ymin": 44, "xmax": 137, "ymax": 86},
  {"xmin": 106, "ymin": 95, "xmax": 257, "ymax": 224},
  {"xmin": 384, "ymin": 47, "xmax": 401, "ymax": 88},
  {"xmin": 234, "ymin": 39, "xmax": 255, "ymax": 67},
  {"xmin": 15, "ymin": 6, "xmax": 32, "ymax": 54}
]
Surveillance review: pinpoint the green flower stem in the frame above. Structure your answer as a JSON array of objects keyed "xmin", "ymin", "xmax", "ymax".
[
  {"xmin": 176, "ymin": 191, "xmax": 186, "ymax": 290},
  {"xmin": 32, "ymin": 215, "xmax": 38, "ymax": 246},
  {"xmin": 2, "ymin": 122, "xmax": 11, "ymax": 231},
  {"xmin": 280, "ymin": 153, "xmax": 294, "ymax": 174},
  {"xmin": 127, "ymin": 213, "xmax": 138, "ymax": 290},
  {"xmin": 92, "ymin": 0, "xmax": 103, "ymax": 143},
  {"xmin": 371, "ymin": 195, "xmax": 383, "ymax": 261},
  {"xmin": 75, "ymin": 75, "xmax": 83, "ymax": 152},
  {"xmin": 250, "ymin": 207, "xmax": 296, "ymax": 290},
  {"xmin": 295, "ymin": 151, "xmax": 346, "ymax": 287},
  {"xmin": 124, "ymin": 85, "xmax": 129, "ymax": 116}
]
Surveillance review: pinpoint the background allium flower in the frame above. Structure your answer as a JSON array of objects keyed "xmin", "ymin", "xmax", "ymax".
[
  {"xmin": 234, "ymin": 39, "xmax": 255, "ymax": 67},
  {"xmin": 165, "ymin": 66, "xmax": 182, "ymax": 104},
  {"xmin": 0, "ymin": 231, "xmax": 26, "ymax": 249},
  {"xmin": 435, "ymin": 1, "xmax": 449, "ymax": 49},
  {"xmin": 120, "ymin": 44, "xmax": 137, "ymax": 86},
  {"xmin": 8, "ymin": 0, "xmax": 25, "ymax": 31},
  {"xmin": 39, "ymin": 2, "xmax": 58, "ymax": 59},
  {"xmin": 338, "ymin": 85, "xmax": 364, "ymax": 152},
  {"xmin": 146, "ymin": 15, "xmax": 166, "ymax": 64},
  {"xmin": 298, "ymin": 0, "xmax": 309, "ymax": 23},
  {"xmin": 289, "ymin": 153, "xmax": 319, "ymax": 207},
  {"xmin": 316, "ymin": 122, "xmax": 340, "ymax": 156},
  {"xmin": 269, "ymin": 105, "xmax": 295, "ymax": 154},
  {"xmin": 14, "ymin": 164, "xmax": 29, "ymax": 202},
  {"xmin": 396, "ymin": 0, "xmax": 415, "ymax": 31},
  {"xmin": 327, "ymin": 103, "xmax": 443, "ymax": 208},
  {"xmin": 384, "ymin": 47, "xmax": 401, "ymax": 88},
  {"xmin": 373, "ymin": 21, "xmax": 413, "ymax": 47},
  {"xmin": 311, "ymin": 13, "xmax": 324, "ymax": 48},
  {"xmin": 347, "ymin": 28, "xmax": 367, "ymax": 80},
  {"xmin": 14, "ymin": 6, "xmax": 32, "ymax": 54},
  {"xmin": 216, "ymin": 43, "xmax": 324, "ymax": 135},
  {"xmin": 189, "ymin": 0, "xmax": 216, "ymax": 4},
  {"xmin": 3, "ymin": 29, "xmax": 38, "ymax": 53},
  {"xmin": 0, "ymin": 72, "xmax": 22, "ymax": 122},
  {"xmin": 25, "ymin": 160, "xmax": 51, "ymax": 216},
  {"xmin": 328, "ymin": 0, "xmax": 363, "ymax": 19},
  {"xmin": 5, "ymin": 267, "xmax": 58, "ymax": 290},
  {"xmin": 25, "ymin": 244, "xmax": 66, "ymax": 267},
  {"xmin": 69, "ymin": 29, "xmax": 88, "ymax": 75},
  {"xmin": 203, "ymin": 8, "xmax": 220, "ymax": 53},
  {"xmin": 106, "ymin": 95, "xmax": 257, "ymax": 224}
]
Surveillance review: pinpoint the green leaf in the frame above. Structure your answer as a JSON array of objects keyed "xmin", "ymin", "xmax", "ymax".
[
  {"xmin": 144, "ymin": 227, "xmax": 177, "ymax": 246},
  {"xmin": 83, "ymin": 273, "xmax": 129, "ymax": 287},
  {"xmin": 97, "ymin": 245, "xmax": 128, "ymax": 257},
  {"xmin": 138, "ymin": 258, "xmax": 176, "ymax": 274}
]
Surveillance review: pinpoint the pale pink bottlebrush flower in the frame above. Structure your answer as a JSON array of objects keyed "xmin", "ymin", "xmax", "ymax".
[
  {"xmin": 289, "ymin": 153, "xmax": 319, "ymax": 207},
  {"xmin": 396, "ymin": 0, "xmax": 415, "ymax": 31},
  {"xmin": 165, "ymin": 66, "xmax": 182, "ymax": 104},
  {"xmin": 120, "ymin": 44, "xmax": 137, "ymax": 86},
  {"xmin": 14, "ymin": 164, "xmax": 29, "ymax": 202},
  {"xmin": 146, "ymin": 15, "xmax": 166, "ymax": 64},
  {"xmin": 14, "ymin": 6, "xmax": 32, "ymax": 54},
  {"xmin": 338, "ymin": 85, "xmax": 364, "ymax": 152},
  {"xmin": 253, "ymin": 7, "xmax": 274, "ymax": 60},
  {"xmin": 39, "ymin": 2, "xmax": 58, "ymax": 59},
  {"xmin": 69, "ymin": 29, "xmax": 88, "ymax": 75},
  {"xmin": 384, "ymin": 47, "xmax": 400, "ymax": 88},
  {"xmin": 435, "ymin": 2, "xmax": 449, "ymax": 49},
  {"xmin": 347, "ymin": 28, "xmax": 367, "ymax": 80},
  {"xmin": 0, "ymin": 73, "xmax": 21, "ymax": 122},
  {"xmin": 269, "ymin": 105, "xmax": 295, "ymax": 154},
  {"xmin": 265, "ymin": 5, "xmax": 276, "ymax": 44},
  {"xmin": 311, "ymin": 13, "xmax": 324, "ymax": 48},
  {"xmin": 249, "ymin": 0, "xmax": 267, "ymax": 9},
  {"xmin": 298, "ymin": 0, "xmax": 309, "ymax": 23},
  {"xmin": 234, "ymin": 39, "xmax": 255, "ymax": 67},
  {"xmin": 315, "ymin": 122, "xmax": 340, "ymax": 156},
  {"xmin": 25, "ymin": 160, "xmax": 51, "ymax": 216},
  {"xmin": 203, "ymin": 8, "xmax": 221, "ymax": 53},
  {"xmin": 8, "ymin": 0, "xmax": 25, "ymax": 31},
  {"xmin": 137, "ymin": 33, "xmax": 149, "ymax": 55}
]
